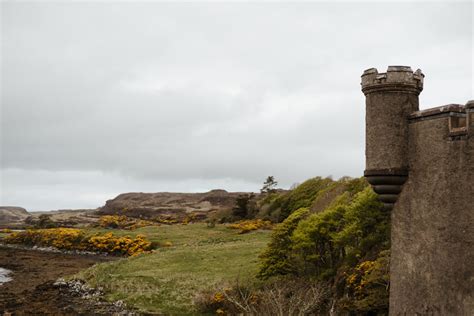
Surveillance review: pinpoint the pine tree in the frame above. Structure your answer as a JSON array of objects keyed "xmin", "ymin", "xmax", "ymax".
[{"xmin": 261, "ymin": 176, "xmax": 278, "ymax": 194}]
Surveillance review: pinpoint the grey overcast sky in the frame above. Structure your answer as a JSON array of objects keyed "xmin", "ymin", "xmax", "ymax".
[{"xmin": 1, "ymin": 1, "xmax": 473, "ymax": 211}]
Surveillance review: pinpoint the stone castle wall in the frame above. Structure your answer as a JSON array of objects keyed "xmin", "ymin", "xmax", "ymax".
[{"xmin": 362, "ymin": 67, "xmax": 474, "ymax": 315}]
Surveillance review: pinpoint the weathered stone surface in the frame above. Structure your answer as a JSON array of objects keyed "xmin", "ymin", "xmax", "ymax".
[
  {"xmin": 362, "ymin": 67, "xmax": 422, "ymax": 174},
  {"xmin": 391, "ymin": 116, "xmax": 474, "ymax": 315},
  {"xmin": 362, "ymin": 67, "xmax": 474, "ymax": 315}
]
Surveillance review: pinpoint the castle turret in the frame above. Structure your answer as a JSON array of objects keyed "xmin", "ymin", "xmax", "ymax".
[{"xmin": 361, "ymin": 66, "xmax": 424, "ymax": 209}]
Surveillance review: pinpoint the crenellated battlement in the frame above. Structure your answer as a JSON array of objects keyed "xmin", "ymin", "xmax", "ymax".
[{"xmin": 361, "ymin": 66, "xmax": 424, "ymax": 95}]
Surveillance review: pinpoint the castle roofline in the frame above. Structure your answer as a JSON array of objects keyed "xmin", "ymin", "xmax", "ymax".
[{"xmin": 409, "ymin": 104, "xmax": 466, "ymax": 121}]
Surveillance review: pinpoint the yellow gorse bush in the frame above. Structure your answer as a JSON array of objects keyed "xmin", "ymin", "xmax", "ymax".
[
  {"xmin": 99, "ymin": 215, "xmax": 157, "ymax": 230},
  {"xmin": 4, "ymin": 228, "xmax": 152, "ymax": 256},
  {"xmin": 227, "ymin": 219, "xmax": 273, "ymax": 234},
  {"xmin": 99, "ymin": 215, "xmax": 129, "ymax": 228},
  {"xmin": 154, "ymin": 216, "xmax": 179, "ymax": 225},
  {"xmin": 5, "ymin": 228, "xmax": 85, "ymax": 250},
  {"xmin": 346, "ymin": 258, "xmax": 383, "ymax": 294},
  {"xmin": 213, "ymin": 292, "xmax": 225, "ymax": 303},
  {"xmin": 87, "ymin": 232, "xmax": 152, "ymax": 256}
]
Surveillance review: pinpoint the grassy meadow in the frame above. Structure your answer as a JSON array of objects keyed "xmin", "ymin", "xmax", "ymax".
[
  {"xmin": 1, "ymin": 177, "xmax": 389, "ymax": 314},
  {"xmin": 75, "ymin": 223, "xmax": 271, "ymax": 315}
]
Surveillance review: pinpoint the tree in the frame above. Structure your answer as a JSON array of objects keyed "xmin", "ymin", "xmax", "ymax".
[
  {"xmin": 36, "ymin": 214, "xmax": 57, "ymax": 228},
  {"xmin": 261, "ymin": 176, "xmax": 278, "ymax": 194},
  {"xmin": 232, "ymin": 193, "xmax": 255, "ymax": 219},
  {"xmin": 258, "ymin": 207, "xmax": 310, "ymax": 279}
]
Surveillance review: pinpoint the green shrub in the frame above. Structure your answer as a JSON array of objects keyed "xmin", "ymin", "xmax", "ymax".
[
  {"xmin": 258, "ymin": 207, "xmax": 310, "ymax": 279},
  {"xmin": 257, "ymin": 185, "xmax": 390, "ymax": 314},
  {"xmin": 335, "ymin": 188, "xmax": 390, "ymax": 264},
  {"xmin": 291, "ymin": 204, "xmax": 347, "ymax": 279},
  {"xmin": 342, "ymin": 250, "xmax": 390, "ymax": 314},
  {"xmin": 264, "ymin": 177, "xmax": 334, "ymax": 222},
  {"xmin": 36, "ymin": 214, "xmax": 58, "ymax": 228},
  {"xmin": 291, "ymin": 187, "xmax": 388, "ymax": 278},
  {"xmin": 232, "ymin": 193, "xmax": 256, "ymax": 219}
]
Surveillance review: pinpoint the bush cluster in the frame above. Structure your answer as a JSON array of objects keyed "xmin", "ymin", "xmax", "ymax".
[
  {"xmin": 99, "ymin": 215, "xmax": 157, "ymax": 230},
  {"xmin": 342, "ymin": 250, "xmax": 390, "ymax": 312},
  {"xmin": 99, "ymin": 214, "xmax": 199, "ymax": 229},
  {"xmin": 227, "ymin": 219, "xmax": 273, "ymax": 234},
  {"xmin": 99, "ymin": 215, "xmax": 129, "ymax": 228},
  {"xmin": 195, "ymin": 277, "xmax": 328, "ymax": 315},
  {"xmin": 258, "ymin": 182, "xmax": 390, "ymax": 314},
  {"xmin": 88, "ymin": 232, "xmax": 152, "ymax": 256},
  {"xmin": 258, "ymin": 177, "xmax": 369, "ymax": 223},
  {"xmin": 232, "ymin": 193, "xmax": 257, "ymax": 219},
  {"xmin": 4, "ymin": 228, "xmax": 153, "ymax": 256},
  {"xmin": 23, "ymin": 214, "xmax": 59, "ymax": 229},
  {"xmin": 257, "ymin": 207, "xmax": 310, "ymax": 279},
  {"xmin": 5, "ymin": 227, "xmax": 84, "ymax": 250},
  {"xmin": 154, "ymin": 216, "xmax": 179, "ymax": 225},
  {"xmin": 258, "ymin": 177, "xmax": 335, "ymax": 222}
]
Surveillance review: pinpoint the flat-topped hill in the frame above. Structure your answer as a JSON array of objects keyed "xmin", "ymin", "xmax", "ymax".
[
  {"xmin": 0, "ymin": 206, "xmax": 30, "ymax": 227},
  {"xmin": 97, "ymin": 190, "xmax": 258, "ymax": 220}
]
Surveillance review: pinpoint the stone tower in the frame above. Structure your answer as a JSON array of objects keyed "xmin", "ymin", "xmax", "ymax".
[
  {"xmin": 362, "ymin": 66, "xmax": 474, "ymax": 315},
  {"xmin": 362, "ymin": 66, "xmax": 424, "ymax": 209}
]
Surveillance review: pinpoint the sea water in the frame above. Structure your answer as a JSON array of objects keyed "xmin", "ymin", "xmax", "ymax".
[{"xmin": 0, "ymin": 267, "xmax": 12, "ymax": 285}]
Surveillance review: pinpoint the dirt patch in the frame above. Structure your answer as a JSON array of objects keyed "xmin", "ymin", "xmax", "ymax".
[{"xmin": 0, "ymin": 246, "xmax": 130, "ymax": 315}]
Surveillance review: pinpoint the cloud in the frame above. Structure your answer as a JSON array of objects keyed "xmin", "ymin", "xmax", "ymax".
[{"xmin": 1, "ymin": 2, "xmax": 472, "ymax": 210}]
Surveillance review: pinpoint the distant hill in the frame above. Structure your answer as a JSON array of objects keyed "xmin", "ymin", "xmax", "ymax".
[
  {"xmin": 97, "ymin": 190, "xmax": 258, "ymax": 220},
  {"xmin": 31, "ymin": 209, "xmax": 100, "ymax": 227},
  {"xmin": 0, "ymin": 206, "xmax": 30, "ymax": 227}
]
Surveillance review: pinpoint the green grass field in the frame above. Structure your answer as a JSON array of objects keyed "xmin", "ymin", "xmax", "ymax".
[{"xmin": 76, "ymin": 223, "xmax": 271, "ymax": 315}]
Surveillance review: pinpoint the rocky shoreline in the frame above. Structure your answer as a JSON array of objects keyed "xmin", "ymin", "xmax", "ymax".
[
  {"xmin": 0, "ymin": 242, "xmax": 112, "ymax": 257},
  {"xmin": 0, "ymin": 246, "xmax": 142, "ymax": 315}
]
